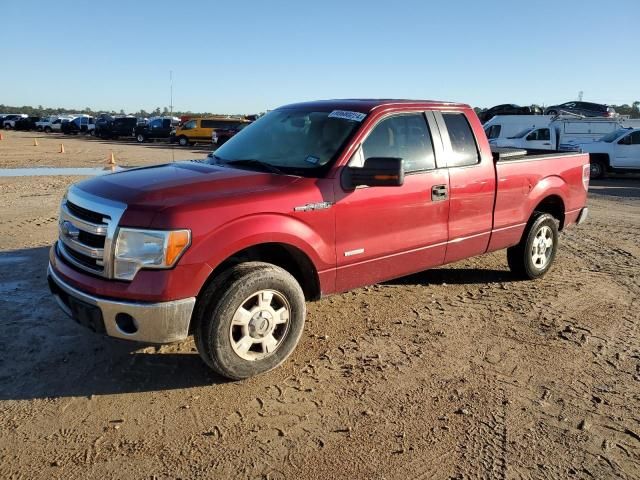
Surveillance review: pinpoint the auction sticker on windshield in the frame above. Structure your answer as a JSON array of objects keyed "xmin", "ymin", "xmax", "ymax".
[{"xmin": 328, "ymin": 110, "xmax": 367, "ymax": 122}]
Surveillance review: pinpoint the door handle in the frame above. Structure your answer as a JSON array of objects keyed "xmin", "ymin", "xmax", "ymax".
[{"xmin": 431, "ymin": 184, "xmax": 448, "ymax": 201}]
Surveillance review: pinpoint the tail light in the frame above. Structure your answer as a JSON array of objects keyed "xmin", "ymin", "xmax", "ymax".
[{"xmin": 582, "ymin": 164, "xmax": 590, "ymax": 190}]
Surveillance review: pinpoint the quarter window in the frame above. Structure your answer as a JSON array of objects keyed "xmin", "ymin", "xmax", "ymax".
[
  {"xmin": 360, "ymin": 114, "xmax": 436, "ymax": 173},
  {"xmin": 442, "ymin": 113, "xmax": 479, "ymax": 167}
]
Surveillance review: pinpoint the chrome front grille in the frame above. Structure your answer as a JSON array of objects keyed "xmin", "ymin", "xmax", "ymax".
[{"xmin": 57, "ymin": 186, "xmax": 126, "ymax": 278}]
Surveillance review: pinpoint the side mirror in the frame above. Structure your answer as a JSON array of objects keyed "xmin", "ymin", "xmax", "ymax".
[{"xmin": 344, "ymin": 157, "xmax": 404, "ymax": 189}]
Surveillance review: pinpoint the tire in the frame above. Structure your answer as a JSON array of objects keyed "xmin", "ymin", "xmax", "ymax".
[
  {"xmin": 507, "ymin": 213, "xmax": 559, "ymax": 280},
  {"xmin": 590, "ymin": 160, "xmax": 605, "ymax": 179},
  {"xmin": 178, "ymin": 136, "xmax": 189, "ymax": 147},
  {"xmin": 44, "ymin": 126, "xmax": 52, "ymax": 133},
  {"xmin": 136, "ymin": 133, "xmax": 145, "ymax": 143},
  {"xmin": 194, "ymin": 262, "xmax": 306, "ymax": 380},
  {"xmin": 89, "ymin": 130, "xmax": 95, "ymax": 137},
  {"xmin": 547, "ymin": 110, "xmax": 557, "ymax": 116}
]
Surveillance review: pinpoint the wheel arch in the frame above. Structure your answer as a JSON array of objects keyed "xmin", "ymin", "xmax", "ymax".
[{"xmin": 532, "ymin": 194, "xmax": 566, "ymax": 230}]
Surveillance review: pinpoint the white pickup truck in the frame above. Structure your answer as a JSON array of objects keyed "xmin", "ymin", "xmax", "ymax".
[
  {"xmin": 37, "ymin": 115, "xmax": 75, "ymax": 133},
  {"xmin": 494, "ymin": 119, "xmax": 623, "ymax": 153},
  {"xmin": 580, "ymin": 128, "xmax": 640, "ymax": 178}
]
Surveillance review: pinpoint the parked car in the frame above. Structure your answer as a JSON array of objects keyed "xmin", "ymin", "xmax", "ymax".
[
  {"xmin": 580, "ymin": 128, "xmax": 640, "ymax": 178},
  {"xmin": 544, "ymin": 101, "xmax": 616, "ymax": 118},
  {"xmin": 47, "ymin": 98, "xmax": 589, "ymax": 380},
  {"xmin": 3, "ymin": 114, "xmax": 28, "ymax": 129},
  {"xmin": 478, "ymin": 104, "xmax": 541, "ymax": 123},
  {"xmin": 95, "ymin": 116, "xmax": 137, "ymax": 139},
  {"xmin": 61, "ymin": 116, "xmax": 96, "ymax": 135},
  {"xmin": 173, "ymin": 117, "xmax": 248, "ymax": 146},
  {"xmin": 36, "ymin": 115, "xmax": 74, "ymax": 133},
  {"xmin": 211, "ymin": 118, "xmax": 252, "ymax": 146},
  {"xmin": 134, "ymin": 116, "xmax": 179, "ymax": 143},
  {"xmin": 13, "ymin": 116, "xmax": 41, "ymax": 131},
  {"xmin": 493, "ymin": 118, "xmax": 624, "ymax": 154}
]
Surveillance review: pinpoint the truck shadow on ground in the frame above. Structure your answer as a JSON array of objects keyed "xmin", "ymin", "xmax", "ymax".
[
  {"xmin": 589, "ymin": 178, "xmax": 640, "ymax": 199},
  {"xmin": 0, "ymin": 247, "xmax": 227, "ymax": 402},
  {"xmin": 384, "ymin": 266, "xmax": 517, "ymax": 286}
]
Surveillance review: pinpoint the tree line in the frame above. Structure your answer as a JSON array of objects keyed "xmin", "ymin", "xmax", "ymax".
[{"xmin": 0, "ymin": 104, "xmax": 252, "ymax": 118}]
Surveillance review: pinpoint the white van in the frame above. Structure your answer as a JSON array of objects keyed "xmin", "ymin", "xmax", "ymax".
[
  {"xmin": 495, "ymin": 118, "xmax": 624, "ymax": 151},
  {"xmin": 483, "ymin": 115, "xmax": 552, "ymax": 145}
]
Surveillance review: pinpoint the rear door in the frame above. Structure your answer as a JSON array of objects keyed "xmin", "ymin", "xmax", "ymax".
[
  {"xmin": 614, "ymin": 131, "xmax": 640, "ymax": 168},
  {"xmin": 433, "ymin": 111, "xmax": 496, "ymax": 264},
  {"xmin": 334, "ymin": 111, "xmax": 450, "ymax": 292}
]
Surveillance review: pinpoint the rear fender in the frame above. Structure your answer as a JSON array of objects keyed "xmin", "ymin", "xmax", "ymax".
[{"xmin": 527, "ymin": 175, "xmax": 568, "ymax": 223}]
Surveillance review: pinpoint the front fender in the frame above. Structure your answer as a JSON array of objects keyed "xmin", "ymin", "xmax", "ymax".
[{"xmin": 185, "ymin": 212, "xmax": 335, "ymax": 276}]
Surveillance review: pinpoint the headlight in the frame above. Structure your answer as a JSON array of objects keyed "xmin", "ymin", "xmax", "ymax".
[{"xmin": 114, "ymin": 228, "xmax": 191, "ymax": 280}]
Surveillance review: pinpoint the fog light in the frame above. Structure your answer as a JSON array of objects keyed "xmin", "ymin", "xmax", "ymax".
[{"xmin": 115, "ymin": 313, "xmax": 138, "ymax": 334}]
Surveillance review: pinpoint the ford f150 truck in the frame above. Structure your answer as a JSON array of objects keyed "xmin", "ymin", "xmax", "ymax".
[{"xmin": 48, "ymin": 99, "xmax": 590, "ymax": 380}]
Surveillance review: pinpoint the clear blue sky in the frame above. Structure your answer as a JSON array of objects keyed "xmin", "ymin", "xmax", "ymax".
[{"xmin": 2, "ymin": 0, "xmax": 638, "ymax": 114}]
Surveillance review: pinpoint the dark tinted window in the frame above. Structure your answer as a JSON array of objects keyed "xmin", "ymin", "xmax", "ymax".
[
  {"xmin": 362, "ymin": 113, "xmax": 435, "ymax": 173},
  {"xmin": 630, "ymin": 131, "xmax": 640, "ymax": 145},
  {"xmin": 526, "ymin": 128, "xmax": 550, "ymax": 141},
  {"xmin": 485, "ymin": 124, "xmax": 501, "ymax": 139},
  {"xmin": 442, "ymin": 113, "xmax": 479, "ymax": 167},
  {"xmin": 201, "ymin": 119, "xmax": 218, "ymax": 128}
]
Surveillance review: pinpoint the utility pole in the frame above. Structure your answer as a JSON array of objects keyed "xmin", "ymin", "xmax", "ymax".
[
  {"xmin": 170, "ymin": 70, "xmax": 173, "ymax": 116},
  {"xmin": 578, "ymin": 90, "xmax": 584, "ymax": 101}
]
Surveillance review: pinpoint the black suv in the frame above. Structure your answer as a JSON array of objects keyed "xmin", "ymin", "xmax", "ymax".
[
  {"xmin": 544, "ymin": 102, "xmax": 616, "ymax": 117},
  {"xmin": 95, "ymin": 116, "xmax": 137, "ymax": 139},
  {"xmin": 14, "ymin": 116, "xmax": 41, "ymax": 131}
]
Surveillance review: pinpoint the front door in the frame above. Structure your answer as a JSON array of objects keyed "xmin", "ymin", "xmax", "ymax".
[
  {"xmin": 335, "ymin": 112, "xmax": 450, "ymax": 292},
  {"xmin": 524, "ymin": 127, "xmax": 553, "ymax": 149},
  {"xmin": 614, "ymin": 131, "xmax": 640, "ymax": 168}
]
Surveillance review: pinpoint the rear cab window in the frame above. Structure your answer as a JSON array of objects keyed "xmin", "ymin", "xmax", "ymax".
[{"xmin": 441, "ymin": 112, "xmax": 480, "ymax": 167}]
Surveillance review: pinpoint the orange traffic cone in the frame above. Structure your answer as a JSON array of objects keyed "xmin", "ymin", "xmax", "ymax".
[
  {"xmin": 0, "ymin": 132, "xmax": 3, "ymax": 141},
  {"xmin": 33, "ymin": 138, "xmax": 38, "ymax": 146},
  {"xmin": 59, "ymin": 143, "xmax": 65, "ymax": 154},
  {"xmin": 108, "ymin": 151, "xmax": 116, "ymax": 165}
]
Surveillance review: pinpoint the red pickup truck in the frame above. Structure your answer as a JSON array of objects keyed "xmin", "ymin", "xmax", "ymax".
[{"xmin": 48, "ymin": 99, "xmax": 590, "ymax": 379}]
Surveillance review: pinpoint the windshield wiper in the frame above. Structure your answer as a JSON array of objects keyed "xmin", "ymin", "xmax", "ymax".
[{"xmin": 224, "ymin": 159, "xmax": 284, "ymax": 174}]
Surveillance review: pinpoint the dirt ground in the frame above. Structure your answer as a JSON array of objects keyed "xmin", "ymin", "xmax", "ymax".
[{"xmin": 0, "ymin": 131, "xmax": 639, "ymax": 479}]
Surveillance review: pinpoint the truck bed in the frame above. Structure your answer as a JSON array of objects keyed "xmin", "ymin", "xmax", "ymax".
[{"xmin": 491, "ymin": 147, "xmax": 584, "ymax": 163}]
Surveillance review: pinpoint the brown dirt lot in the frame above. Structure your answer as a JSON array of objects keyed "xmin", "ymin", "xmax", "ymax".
[{"xmin": 0, "ymin": 131, "xmax": 639, "ymax": 479}]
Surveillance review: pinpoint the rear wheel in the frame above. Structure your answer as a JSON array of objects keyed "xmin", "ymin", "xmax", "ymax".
[
  {"xmin": 507, "ymin": 213, "xmax": 559, "ymax": 280},
  {"xmin": 44, "ymin": 126, "xmax": 52, "ymax": 133},
  {"xmin": 194, "ymin": 262, "xmax": 306, "ymax": 380},
  {"xmin": 136, "ymin": 133, "xmax": 145, "ymax": 143},
  {"xmin": 547, "ymin": 109, "xmax": 558, "ymax": 116}
]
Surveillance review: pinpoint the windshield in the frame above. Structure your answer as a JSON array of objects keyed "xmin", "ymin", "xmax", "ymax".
[
  {"xmin": 599, "ymin": 128, "xmax": 630, "ymax": 143},
  {"xmin": 508, "ymin": 128, "xmax": 534, "ymax": 139},
  {"xmin": 207, "ymin": 109, "xmax": 364, "ymax": 176}
]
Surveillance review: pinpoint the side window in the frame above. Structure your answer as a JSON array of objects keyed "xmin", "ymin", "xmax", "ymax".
[
  {"xmin": 526, "ymin": 128, "xmax": 550, "ymax": 141},
  {"xmin": 359, "ymin": 113, "xmax": 436, "ymax": 173},
  {"xmin": 183, "ymin": 120, "xmax": 197, "ymax": 130},
  {"xmin": 486, "ymin": 124, "xmax": 501, "ymax": 139},
  {"xmin": 630, "ymin": 131, "xmax": 640, "ymax": 145},
  {"xmin": 442, "ymin": 113, "xmax": 479, "ymax": 167},
  {"xmin": 201, "ymin": 119, "xmax": 218, "ymax": 128},
  {"xmin": 150, "ymin": 119, "xmax": 162, "ymax": 128},
  {"xmin": 162, "ymin": 119, "xmax": 171, "ymax": 128}
]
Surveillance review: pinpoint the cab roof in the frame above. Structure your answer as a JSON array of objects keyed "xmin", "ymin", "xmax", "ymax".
[{"xmin": 277, "ymin": 99, "xmax": 469, "ymax": 113}]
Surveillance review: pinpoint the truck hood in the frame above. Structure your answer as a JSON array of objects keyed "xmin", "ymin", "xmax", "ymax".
[{"xmin": 75, "ymin": 161, "xmax": 301, "ymax": 211}]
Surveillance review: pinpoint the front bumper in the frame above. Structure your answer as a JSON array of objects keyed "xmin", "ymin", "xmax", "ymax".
[{"xmin": 48, "ymin": 263, "xmax": 195, "ymax": 344}]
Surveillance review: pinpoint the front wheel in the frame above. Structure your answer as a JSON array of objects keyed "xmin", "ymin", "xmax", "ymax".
[
  {"xmin": 590, "ymin": 160, "xmax": 606, "ymax": 179},
  {"xmin": 178, "ymin": 136, "xmax": 189, "ymax": 147},
  {"xmin": 136, "ymin": 133, "xmax": 145, "ymax": 143},
  {"xmin": 44, "ymin": 126, "xmax": 52, "ymax": 133},
  {"xmin": 194, "ymin": 262, "xmax": 306, "ymax": 380},
  {"xmin": 507, "ymin": 213, "xmax": 559, "ymax": 280}
]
